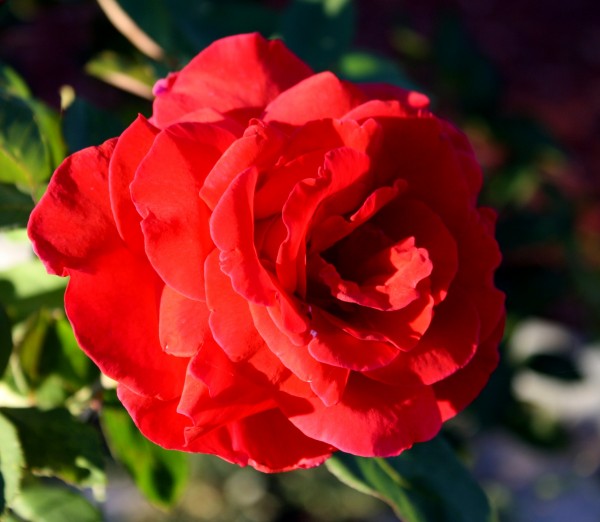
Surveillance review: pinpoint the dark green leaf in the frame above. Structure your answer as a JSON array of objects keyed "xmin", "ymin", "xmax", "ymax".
[
  {"xmin": 281, "ymin": 0, "xmax": 355, "ymax": 71},
  {"xmin": 10, "ymin": 482, "xmax": 102, "ymax": 522},
  {"xmin": 0, "ymin": 408, "xmax": 105, "ymax": 488},
  {"xmin": 0, "ymin": 183, "xmax": 34, "ymax": 229},
  {"xmin": 0, "ymin": 92, "xmax": 52, "ymax": 193},
  {"xmin": 26, "ymin": 100, "xmax": 67, "ymax": 175},
  {"xmin": 0, "ymin": 412, "xmax": 24, "ymax": 512},
  {"xmin": 62, "ymin": 97, "xmax": 124, "ymax": 153},
  {"xmin": 0, "ymin": 63, "xmax": 30, "ymax": 99},
  {"xmin": 0, "ymin": 305, "xmax": 12, "ymax": 376},
  {"xmin": 102, "ymin": 394, "xmax": 188, "ymax": 509},
  {"xmin": 326, "ymin": 435, "xmax": 494, "ymax": 522},
  {"xmin": 336, "ymin": 51, "xmax": 422, "ymax": 91}
]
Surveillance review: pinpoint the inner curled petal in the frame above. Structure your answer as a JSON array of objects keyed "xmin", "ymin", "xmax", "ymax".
[{"xmin": 316, "ymin": 236, "xmax": 432, "ymax": 311}]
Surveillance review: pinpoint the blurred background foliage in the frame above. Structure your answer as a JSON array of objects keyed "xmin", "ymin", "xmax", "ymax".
[{"xmin": 0, "ymin": 0, "xmax": 599, "ymax": 521}]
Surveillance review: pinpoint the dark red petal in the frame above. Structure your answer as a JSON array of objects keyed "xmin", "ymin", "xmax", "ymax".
[
  {"xmin": 66, "ymin": 247, "xmax": 188, "ymax": 399},
  {"xmin": 263, "ymin": 72, "xmax": 364, "ymax": 125},
  {"xmin": 281, "ymin": 373, "xmax": 442, "ymax": 456},
  {"xmin": 307, "ymin": 308, "xmax": 400, "ymax": 371},
  {"xmin": 159, "ymin": 285, "xmax": 210, "ymax": 357},
  {"xmin": 277, "ymin": 148, "xmax": 372, "ymax": 294},
  {"xmin": 28, "ymin": 139, "xmax": 119, "ymax": 276},
  {"xmin": 131, "ymin": 122, "xmax": 235, "ymax": 301},
  {"xmin": 210, "ymin": 167, "xmax": 278, "ymax": 305},
  {"xmin": 152, "ymin": 33, "xmax": 313, "ymax": 128},
  {"xmin": 309, "ymin": 180, "xmax": 405, "ymax": 254},
  {"xmin": 109, "ymin": 115, "xmax": 159, "ymax": 252},
  {"xmin": 373, "ymin": 198, "xmax": 459, "ymax": 304},
  {"xmin": 250, "ymin": 303, "xmax": 349, "ymax": 406},
  {"xmin": 434, "ymin": 316, "xmax": 505, "ymax": 421},
  {"xmin": 201, "ymin": 121, "xmax": 286, "ymax": 210},
  {"xmin": 367, "ymin": 288, "xmax": 481, "ymax": 386}
]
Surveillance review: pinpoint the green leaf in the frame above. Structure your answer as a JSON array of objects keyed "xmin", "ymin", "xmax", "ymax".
[
  {"xmin": 0, "ymin": 305, "xmax": 12, "ymax": 376},
  {"xmin": 336, "ymin": 51, "xmax": 423, "ymax": 92},
  {"xmin": 101, "ymin": 394, "xmax": 188, "ymax": 509},
  {"xmin": 0, "ymin": 412, "xmax": 24, "ymax": 511},
  {"xmin": 0, "ymin": 92, "xmax": 52, "ymax": 194},
  {"xmin": 10, "ymin": 482, "xmax": 102, "ymax": 522},
  {"xmin": 0, "ymin": 183, "xmax": 34, "ymax": 229},
  {"xmin": 86, "ymin": 50, "xmax": 156, "ymax": 99},
  {"xmin": 0, "ymin": 257, "xmax": 66, "ymax": 322},
  {"xmin": 326, "ymin": 435, "xmax": 494, "ymax": 522},
  {"xmin": 0, "ymin": 63, "xmax": 31, "ymax": 99},
  {"xmin": 26, "ymin": 100, "xmax": 67, "ymax": 175},
  {"xmin": 281, "ymin": 0, "xmax": 355, "ymax": 71},
  {"xmin": 62, "ymin": 97, "xmax": 125, "ymax": 153},
  {"xmin": 0, "ymin": 408, "xmax": 105, "ymax": 489}
]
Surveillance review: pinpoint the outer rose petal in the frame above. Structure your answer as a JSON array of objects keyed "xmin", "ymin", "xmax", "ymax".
[
  {"xmin": 109, "ymin": 115, "xmax": 159, "ymax": 252},
  {"xmin": 263, "ymin": 72, "xmax": 365, "ymax": 125},
  {"xmin": 280, "ymin": 374, "xmax": 442, "ymax": 456},
  {"xmin": 131, "ymin": 122, "xmax": 236, "ymax": 301},
  {"xmin": 66, "ymin": 247, "xmax": 188, "ymax": 399},
  {"xmin": 28, "ymin": 139, "xmax": 120, "ymax": 276},
  {"xmin": 434, "ymin": 316, "xmax": 505, "ymax": 421},
  {"xmin": 152, "ymin": 33, "xmax": 313, "ymax": 128}
]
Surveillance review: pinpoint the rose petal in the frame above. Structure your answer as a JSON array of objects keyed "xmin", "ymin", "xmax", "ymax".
[
  {"xmin": 159, "ymin": 286, "xmax": 211, "ymax": 357},
  {"xmin": 250, "ymin": 303, "xmax": 349, "ymax": 406},
  {"xmin": 434, "ymin": 316, "xmax": 505, "ymax": 421},
  {"xmin": 109, "ymin": 115, "xmax": 159, "ymax": 252},
  {"xmin": 306, "ymin": 308, "xmax": 400, "ymax": 371},
  {"xmin": 281, "ymin": 373, "xmax": 441, "ymax": 456},
  {"xmin": 152, "ymin": 33, "xmax": 313, "ymax": 128},
  {"xmin": 367, "ymin": 288, "xmax": 481, "ymax": 386},
  {"xmin": 28, "ymin": 139, "xmax": 119, "ymax": 276},
  {"xmin": 210, "ymin": 167, "xmax": 279, "ymax": 305},
  {"xmin": 263, "ymin": 72, "xmax": 364, "ymax": 125},
  {"xmin": 131, "ymin": 122, "xmax": 235, "ymax": 301},
  {"xmin": 66, "ymin": 247, "xmax": 188, "ymax": 399},
  {"xmin": 201, "ymin": 121, "xmax": 286, "ymax": 210}
]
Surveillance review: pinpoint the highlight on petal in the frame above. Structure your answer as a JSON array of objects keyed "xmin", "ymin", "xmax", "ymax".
[
  {"xmin": 66, "ymin": 247, "xmax": 188, "ymax": 400},
  {"xmin": 131, "ymin": 122, "xmax": 236, "ymax": 301}
]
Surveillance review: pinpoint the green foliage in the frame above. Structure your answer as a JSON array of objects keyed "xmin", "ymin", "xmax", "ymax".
[
  {"xmin": 9, "ymin": 481, "xmax": 102, "ymax": 522},
  {"xmin": 327, "ymin": 436, "xmax": 494, "ymax": 522},
  {"xmin": 101, "ymin": 392, "xmax": 189, "ymax": 509},
  {"xmin": 0, "ymin": 413, "xmax": 24, "ymax": 514},
  {"xmin": 281, "ymin": 0, "xmax": 355, "ymax": 71},
  {"xmin": 0, "ymin": 408, "xmax": 105, "ymax": 489}
]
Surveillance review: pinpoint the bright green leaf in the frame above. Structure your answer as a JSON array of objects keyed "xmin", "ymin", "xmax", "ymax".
[
  {"xmin": 10, "ymin": 482, "xmax": 102, "ymax": 522},
  {"xmin": 0, "ymin": 92, "xmax": 52, "ymax": 194},
  {"xmin": 0, "ymin": 408, "xmax": 105, "ymax": 489},
  {"xmin": 326, "ymin": 435, "xmax": 494, "ymax": 522},
  {"xmin": 0, "ymin": 257, "xmax": 66, "ymax": 322},
  {"xmin": 102, "ymin": 395, "xmax": 188, "ymax": 509},
  {"xmin": 281, "ymin": 0, "xmax": 355, "ymax": 71},
  {"xmin": 0, "ymin": 412, "xmax": 24, "ymax": 512}
]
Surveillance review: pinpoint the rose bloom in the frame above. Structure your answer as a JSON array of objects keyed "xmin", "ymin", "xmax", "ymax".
[{"xmin": 28, "ymin": 33, "xmax": 504, "ymax": 472}]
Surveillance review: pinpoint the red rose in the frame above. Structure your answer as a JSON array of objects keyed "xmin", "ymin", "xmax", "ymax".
[{"xmin": 28, "ymin": 33, "xmax": 504, "ymax": 472}]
